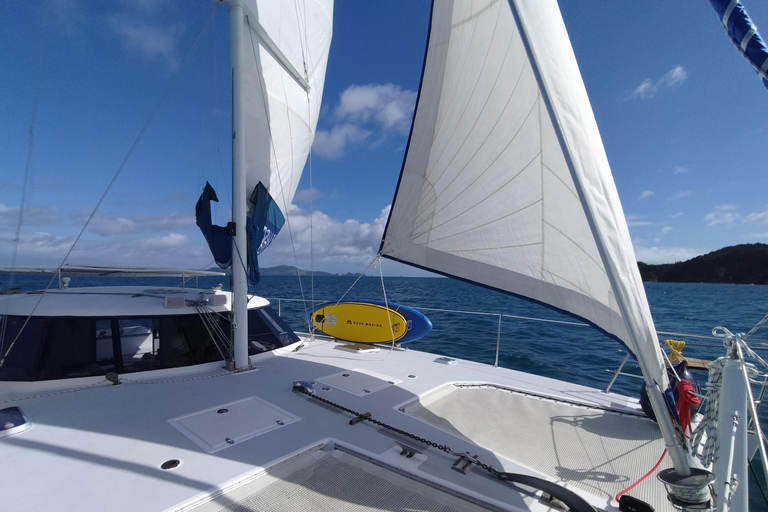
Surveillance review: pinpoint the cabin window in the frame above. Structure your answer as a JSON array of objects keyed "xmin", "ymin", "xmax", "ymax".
[
  {"xmin": 0, "ymin": 307, "xmax": 299, "ymax": 381},
  {"xmin": 248, "ymin": 306, "xmax": 298, "ymax": 354},
  {"xmin": 0, "ymin": 316, "xmax": 47, "ymax": 381},
  {"xmin": 39, "ymin": 318, "xmax": 115, "ymax": 380},
  {"xmin": 117, "ymin": 319, "xmax": 158, "ymax": 373}
]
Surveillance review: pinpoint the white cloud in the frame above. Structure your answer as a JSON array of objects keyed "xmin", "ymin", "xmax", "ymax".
[
  {"xmin": 673, "ymin": 166, "xmax": 689, "ymax": 175},
  {"xmin": 704, "ymin": 211, "xmax": 740, "ymax": 226},
  {"xmin": 747, "ymin": 210, "xmax": 768, "ymax": 224},
  {"xmin": 73, "ymin": 210, "xmax": 194, "ymax": 236},
  {"xmin": 661, "ymin": 226, "xmax": 673, "ymax": 234},
  {"xmin": 668, "ymin": 190, "xmax": 691, "ymax": 200},
  {"xmin": 137, "ymin": 233, "xmax": 188, "ymax": 252},
  {"xmin": 335, "ymin": 84, "xmax": 416, "ymax": 132},
  {"xmin": 625, "ymin": 214, "xmax": 653, "ymax": 227},
  {"xmin": 109, "ymin": 16, "xmax": 185, "ymax": 69},
  {"xmin": 0, "ymin": 203, "xmax": 62, "ymax": 226},
  {"xmin": 312, "ymin": 124, "xmax": 371, "ymax": 159},
  {"xmin": 0, "ymin": 228, "xmax": 209, "ymax": 269},
  {"xmin": 632, "ymin": 65, "xmax": 688, "ymax": 99},
  {"xmin": 638, "ymin": 190, "xmax": 656, "ymax": 200},
  {"xmin": 292, "ymin": 188, "xmax": 322, "ymax": 204},
  {"xmin": 703, "ymin": 205, "xmax": 741, "ymax": 226},
  {"xmin": 313, "ymin": 84, "xmax": 417, "ymax": 159},
  {"xmin": 259, "ymin": 205, "xmax": 390, "ymax": 272},
  {"xmin": 634, "ymin": 245, "xmax": 706, "ymax": 264}
]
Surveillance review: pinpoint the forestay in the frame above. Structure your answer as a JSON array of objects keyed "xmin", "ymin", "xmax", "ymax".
[{"xmin": 380, "ymin": 0, "xmax": 667, "ymax": 386}]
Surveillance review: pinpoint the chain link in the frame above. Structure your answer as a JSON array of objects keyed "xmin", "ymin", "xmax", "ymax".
[{"xmin": 293, "ymin": 384, "xmax": 500, "ymax": 477}]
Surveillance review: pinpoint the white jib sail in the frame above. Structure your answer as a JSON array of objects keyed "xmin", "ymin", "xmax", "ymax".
[
  {"xmin": 235, "ymin": 0, "xmax": 333, "ymax": 216},
  {"xmin": 380, "ymin": 0, "xmax": 667, "ymax": 387}
]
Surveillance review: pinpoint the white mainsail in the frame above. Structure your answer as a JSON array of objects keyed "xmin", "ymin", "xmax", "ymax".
[
  {"xmin": 234, "ymin": 0, "xmax": 333, "ymax": 216},
  {"xmin": 380, "ymin": 0, "xmax": 667, "ymax": 387}
]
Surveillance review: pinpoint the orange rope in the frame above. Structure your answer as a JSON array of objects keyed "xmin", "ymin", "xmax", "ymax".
[{"xmin": 615, "ymin": 449, "xmax": 667, "ymax": 502}]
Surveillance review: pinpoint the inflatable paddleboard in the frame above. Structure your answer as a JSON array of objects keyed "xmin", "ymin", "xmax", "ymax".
[{"xmin": 305, "ymin": 300, "xmax": 432, "ymax": 344}]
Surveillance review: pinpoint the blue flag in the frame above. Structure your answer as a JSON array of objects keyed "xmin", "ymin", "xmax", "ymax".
[
  {"xmin": 195, "ymin": 182, "xmax": 284, "ymax": 285},
  {"xmin": 247, "ymin": 183, "xmax": 285, "ymax": 285},
  {"xmin": 710, "ymin": 0, "xmax": 768, "ymax": 89},
  {"xmin": 195, "ymin": 182, "xmax": 232, "ymax": 269}
]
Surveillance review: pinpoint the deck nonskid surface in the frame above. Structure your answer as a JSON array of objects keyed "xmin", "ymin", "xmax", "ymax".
[{"xmin": 1, "ymin": 337, "xmax": 667, "ymax": 511}]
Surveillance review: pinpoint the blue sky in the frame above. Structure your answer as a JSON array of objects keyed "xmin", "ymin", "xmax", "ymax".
[{"xmin": 1, "ymin": 1, "xmax": 767, "ymax": 277}]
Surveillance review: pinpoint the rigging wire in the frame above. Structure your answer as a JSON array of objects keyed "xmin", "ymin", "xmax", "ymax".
[
  {"xmin": 59, "ymin": 8, "xmax": 218, "ymax": 273},
  {"xmin": 0, "ymin": 6, "xmax": 220, "ymax": 370},
  {"xmin": 1, "ymin": 21, "xmax": 46, "ymax": 357},
  {"xmin": 243, "ymin": 14, "xmax": 311, "ymax": 321}
]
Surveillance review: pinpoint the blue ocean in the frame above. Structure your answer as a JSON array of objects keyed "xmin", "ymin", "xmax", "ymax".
[{"xmin": 3, "ymin": 274, "xmax": 768, "ymax": 507}]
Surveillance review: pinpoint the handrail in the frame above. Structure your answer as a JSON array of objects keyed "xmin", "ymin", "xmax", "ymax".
[{"xmin": 269, "ymin": 296, "xmax": 766, "ymax": 397}]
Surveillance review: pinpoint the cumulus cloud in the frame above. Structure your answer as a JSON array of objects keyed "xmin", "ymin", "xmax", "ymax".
[
  {"xmin": 259, "ymin": 205, "xmax": 390, "ymax": 272},
  {"xmin": 313, "ymin": 84, "xmax": 417, "ymax": 159},
  {"xmin": 313, "ymin": 124, "xmax": 371, "ymax": 159},
  {"xmin": 638, "ymin": 190, "xmax": 655, "ymax": 200},
  {"xmin": 137, "ymin": 233, "xmax": 188, "ymax": 252},
  {"xmin": 0, "ymin": 203, "xmax": 62, "ymax": 226},
  {"xmin": 0, "ymin": 228, "xmax": 209, "ymax": 269},
  {"xmin": 632, "ymin": 66, "xmax": 688, "ymax": 99},
  {"xmin": 72, "ymin": 210, "xmax": 194, "ymax": 236},
  {"xmin": 335, "ymin": 84, "xmax": 416, "ymax": 131}
]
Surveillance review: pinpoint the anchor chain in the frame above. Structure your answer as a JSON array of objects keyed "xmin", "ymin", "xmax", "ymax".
[
  {"xmin": 291, "ymin": 382, "xmax": 498, "ymax": 476},
  {"xmin": 292, "ymin": 381, "xmax": 598, "ymax": 512}
]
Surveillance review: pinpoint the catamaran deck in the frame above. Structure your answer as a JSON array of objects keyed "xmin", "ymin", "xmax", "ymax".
[{"xmin": 1, "ymin": 335, "xmax": 674, "ymax": 512}]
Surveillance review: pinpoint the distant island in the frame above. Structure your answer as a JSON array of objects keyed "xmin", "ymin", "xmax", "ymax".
[
  {"xmin": 259, "ymin": 265, "xmax": 363, "ymax": 277},
  {"xmin": 638, "ymin": 243, "xmax": 768, "ymax": 285},
  {"xmin": 221, "ymin": 244, "xmax": 768, "ymax": 284}
]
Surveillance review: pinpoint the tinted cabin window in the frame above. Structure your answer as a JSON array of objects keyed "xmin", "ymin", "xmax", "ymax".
[
  {"xmin": 248, "ymin": 306, "xmax": 298, "ymax": 354},
  {"xmin": 0, "ymin": 316, "xmax": 47, "ymax": 381},
  {"xmin": 39, "ymin": 318, "xmax": 116, "ymax": 380},
  {"xmin": 118, "ymin": 319, "xmax": 159, "ymax": 373},
  {"xmin": 1, "ymin": 309, "xmax": 298, "ymax": 381}
]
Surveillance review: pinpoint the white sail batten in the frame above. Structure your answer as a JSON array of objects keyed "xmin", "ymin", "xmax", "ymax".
[
  {"xmin": 380, "ymin": 0, "xmax": 666, "ymax": 386},
  {"xmin": 234, "ymin": 0, "xmax": 333, "ymax": 216}
]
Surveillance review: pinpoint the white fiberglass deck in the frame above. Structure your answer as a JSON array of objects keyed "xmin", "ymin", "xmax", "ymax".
[{"xmin": 1, "ymin": 335, "xmax": 673, "ymax": 512}]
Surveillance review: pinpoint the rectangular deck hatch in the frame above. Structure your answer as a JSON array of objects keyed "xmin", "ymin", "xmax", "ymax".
[
  {"xmin": 315, "ymin": 368, "xmax": 401, "ymax": 397},
  {"xmin": 169, "ymin": 396, "xmax": 299, "ymax": 453}
]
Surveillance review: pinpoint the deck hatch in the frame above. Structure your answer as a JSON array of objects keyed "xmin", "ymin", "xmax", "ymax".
[
  {"xmin": 315, "ymin": 368, "xmax": 401, "ymax": 397},
  {"xmin": 169, "ymin": 396, "xmax": 298, "ymax": 453}
]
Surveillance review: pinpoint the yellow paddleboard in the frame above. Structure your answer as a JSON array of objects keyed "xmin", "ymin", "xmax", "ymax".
[{"xmin": 309, "ymin": 302, "xmax": 408, "ymax": 343}]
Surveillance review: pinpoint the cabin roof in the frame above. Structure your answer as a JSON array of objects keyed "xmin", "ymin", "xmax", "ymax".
[{"xmin": 0, "ymin": 286, "xmax": 265, "ymax": 317}]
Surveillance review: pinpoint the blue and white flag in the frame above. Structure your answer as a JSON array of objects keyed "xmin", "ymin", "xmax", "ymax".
[
  {"xmin": 710, "ymin": 0, "xmax": 768, "ymax": 89},
  {"xmin": 195, "ymin": 182, "xmax": 284, "ymax": 286}
]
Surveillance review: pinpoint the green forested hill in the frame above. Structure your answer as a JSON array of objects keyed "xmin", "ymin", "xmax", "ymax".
[{"xmin": 638, "ymin": 243, "xmax": 768, "ymax": 284}]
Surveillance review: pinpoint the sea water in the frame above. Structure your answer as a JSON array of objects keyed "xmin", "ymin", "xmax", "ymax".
[{"xmin": 3, "ymin": 274, "xmax": 768, "ymax": 507}]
